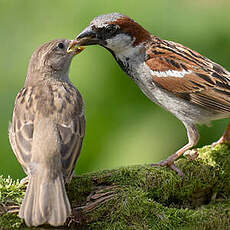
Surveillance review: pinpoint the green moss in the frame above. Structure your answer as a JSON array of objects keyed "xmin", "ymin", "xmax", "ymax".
[
  {"xmin": 0, "ymin": 213, "xmax": 23, "ymax": 229},
  {"xmin": 0, "ymin": 144, "xmax": 230, "ymax": 229},
  {"xmin": 86, "ymin": 187, "xmax": 230, "ymax": 230},
  {"xmin": 199, "ymin": 144, "xmax": 230, "ymax": 196},
  {"xmin": 0, "ymin": 176, "xmax": 25, "ymax": 204},
  {"xmin": 67, "ymin": 173, "xmax": 94, "ymax": 205},
  {"xmin": 0, "ymin": 176, "xmax": 25, "ymax": 229}
]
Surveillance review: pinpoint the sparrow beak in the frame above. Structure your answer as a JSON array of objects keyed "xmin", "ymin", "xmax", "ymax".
[
  {"xmin": 69, "ymin": 26, "xmax": 106, "ymax": 50},
  {"xmin": 67, "ymin": 43, "xmax": 85, "ymax": 55}
]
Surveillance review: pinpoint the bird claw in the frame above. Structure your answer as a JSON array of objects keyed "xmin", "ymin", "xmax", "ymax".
[
  {"xmin": 152, "ymin": 161, "xmax": 184, "ymax": 178},
  {"xmin": 20, "ymin": 176, "xmax": 29, "ymax": 186},
  {"xmin": 170, "ymin": 164, "xmax": 184, "ymax": 178},
  {"xmin": 212, "ymin": 137, "xmax": 224, "ymax": 148}
]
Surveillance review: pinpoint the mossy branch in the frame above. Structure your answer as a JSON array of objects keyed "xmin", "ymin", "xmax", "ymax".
[{"xmin": 1, "ymin": 144, "xmax": 230, "ymax": 229}]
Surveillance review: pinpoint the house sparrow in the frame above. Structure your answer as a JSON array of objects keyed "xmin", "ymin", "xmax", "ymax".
[
  {"xmin": 69, "ymin": 13, "xmax": 230, "ymax": 176},
  {"xmin": 9, "ymin": 39, "xmax": 86, "ymax": 226}
]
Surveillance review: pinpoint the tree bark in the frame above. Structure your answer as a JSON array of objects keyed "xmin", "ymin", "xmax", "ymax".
[{"xmin": 0, "ymin": 144, "xmax": 230, "ymax": 229}]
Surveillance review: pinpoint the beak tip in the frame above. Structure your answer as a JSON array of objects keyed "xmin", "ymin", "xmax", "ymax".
[{"xmin": 67, "ymin": 41, "xmax": 85, "ymax": 55}]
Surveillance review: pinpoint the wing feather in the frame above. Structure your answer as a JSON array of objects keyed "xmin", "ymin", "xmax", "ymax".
[
  {"xmin": 55, "ymin": 84, "xmax": 86, "ymax": 181},
  {"xmin": 9, "ymin": 88, "xmax": 34, "ymax": 172},
  {"xmin": 146, "ymin": 37, "xmax": 230, "ymax": 114}
]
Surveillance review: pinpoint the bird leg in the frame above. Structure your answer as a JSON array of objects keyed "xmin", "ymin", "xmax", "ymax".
[
  {"xmin": 212, "ymin": 121, "xmax": 230, "ymax": 146},
  {"xmin": 152, "ymin": 123, "xmax": 200, "ymax": 177}
]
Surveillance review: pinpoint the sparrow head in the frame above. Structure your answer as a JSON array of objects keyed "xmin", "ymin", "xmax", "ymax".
[
  {"xmin": 70, "ymin": 13, "xmax": 151, "ymax": 54},
  {"xmin": 26, "ymin": 39, "xmax": 84, "ymax": 85}
]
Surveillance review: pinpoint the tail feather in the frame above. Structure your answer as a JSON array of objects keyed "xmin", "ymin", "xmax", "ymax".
[
  {"xmin": 45, "ymin": 175, "xmax": 71, "ymax": 226},
  {"xmin": 19, "ymin": 172, "xmax": 71, "ymax": 227}
]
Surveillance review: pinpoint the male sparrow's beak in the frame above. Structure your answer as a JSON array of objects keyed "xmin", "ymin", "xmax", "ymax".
[{"xmin": 69, "ymin": 26, "xmax": 106, "ymax": 50}]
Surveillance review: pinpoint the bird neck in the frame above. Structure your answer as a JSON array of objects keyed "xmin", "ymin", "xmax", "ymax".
[
  {"xmin": 24, "ymin": 70, "xmax": 70, "ymax": 87},
  {"xmin": 111, "ymin": 43, "xmax": 146, "ymax": 76}
]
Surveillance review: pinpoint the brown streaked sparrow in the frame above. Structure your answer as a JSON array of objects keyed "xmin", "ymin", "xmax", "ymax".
[
  {"xmin": 69, "ymin": 12, "xmax": 230, "ymax": 176},
  {"xmin": 9, "ymin": 39, "xmax": 86, "ymax": 227}
]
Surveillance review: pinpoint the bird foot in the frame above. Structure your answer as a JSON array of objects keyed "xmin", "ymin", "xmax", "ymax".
[
  {"xmin": 211, "ymin": 136, "xmax": 229, "ymax": 148},
  {"xmin": 20, "ymin": 176, "xmax": 29, "ymax": 186},
  {"xmin": 212, "ymin": 129, "xmax": 230, "ymax": 148},
  {"xmin": 184, "ymin": 149, "xmax": 199, "ymax": 160},
  {"xmin": 152, "ymin": 160, "xmax": 184, "ymax": 178}
]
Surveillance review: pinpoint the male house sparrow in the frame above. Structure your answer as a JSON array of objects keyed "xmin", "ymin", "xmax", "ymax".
[
  {"xmin": 9, "ymin": 39, "xmax": 85, "ymax": 226},
  {"xmin": 69, "ymin": 13, "xmax": 230, "ymax": 176}
]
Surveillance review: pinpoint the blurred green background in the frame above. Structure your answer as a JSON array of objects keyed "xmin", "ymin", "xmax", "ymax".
[{"xmin": 1, "ymin": 0, "xmax": 230, "ymax": 179}]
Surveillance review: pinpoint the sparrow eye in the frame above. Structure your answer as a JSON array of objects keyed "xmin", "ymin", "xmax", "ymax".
[
  {"xmin": 57, "ymin": 42, "xmax": 64, "ymax": 49},
  {"xmin": 96, "ymin": 24, "xmax": 119, "ymax": 40},
  {"xmin": 105, "ymin": 24, "xmax": 118, "ymax": 35}
]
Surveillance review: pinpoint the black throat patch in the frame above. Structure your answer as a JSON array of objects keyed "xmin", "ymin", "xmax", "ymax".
[{"xmin": 104, "ymin": 46, "xmax": 132, "ymax": 77}]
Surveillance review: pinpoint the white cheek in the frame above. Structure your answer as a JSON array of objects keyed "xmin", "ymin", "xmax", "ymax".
[{"xmin": 105, "ymin": 34, "xmax": 133, "ymax": 53}]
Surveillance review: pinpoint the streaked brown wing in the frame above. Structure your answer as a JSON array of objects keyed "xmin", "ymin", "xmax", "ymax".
[
  {"xmin": 58, "ymin": 113, "xmax": 85, "ymax": 182},
  {"xmin": 146, "ymin": 37, "xmax": 230, "ymax": 114},
  {"xmin": 9, "ymin": 88, "xmax": 34, "ymax": 173},
  {"xmin": 55, "ymin": 83, "xmax": 86, "ymax": 183}
]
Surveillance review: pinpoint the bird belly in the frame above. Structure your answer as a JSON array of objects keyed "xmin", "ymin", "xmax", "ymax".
[{"xmin": 132, "ymin": 64, "xmax": 224, "ymax": 124}]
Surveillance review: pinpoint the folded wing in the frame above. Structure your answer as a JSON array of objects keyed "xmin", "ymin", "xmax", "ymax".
[{"xmin": 146, "ymin": 37, "xmax": 230, "ymax": 114}]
